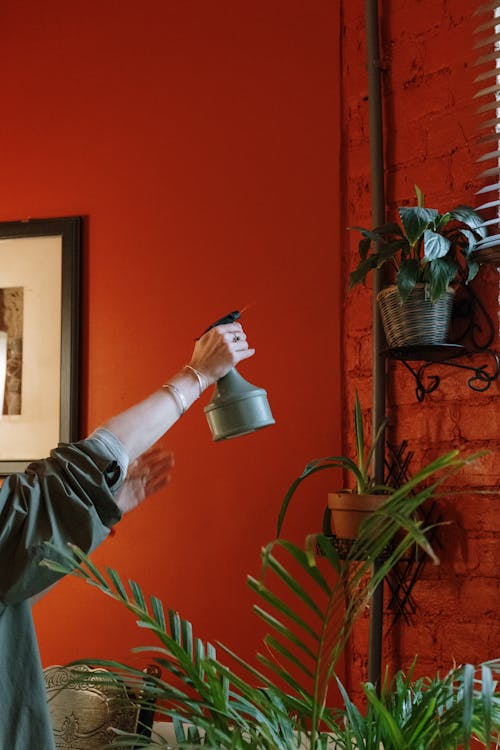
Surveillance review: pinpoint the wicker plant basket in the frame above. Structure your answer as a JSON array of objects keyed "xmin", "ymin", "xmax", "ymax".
[{"xmin": 376, "ymin": 283, "xmax": 454, "ymax": 348}]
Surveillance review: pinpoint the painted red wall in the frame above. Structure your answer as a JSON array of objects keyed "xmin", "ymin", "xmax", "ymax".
[
  {"xmin": 0, "ymin": 2, "xmax": 341, "ymax": 668},
  {"xmin": 341, "ymin": 0, "xmax": 500, "ymax": 698},
  {"xmin": 8, "ymin": 0, "xmax": 494, "ymax": 709}
]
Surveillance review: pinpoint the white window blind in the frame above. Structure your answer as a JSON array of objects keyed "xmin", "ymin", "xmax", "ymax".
[{"xmin": 474, "ymin": 1, "xmax": 500, "ymax": 255}]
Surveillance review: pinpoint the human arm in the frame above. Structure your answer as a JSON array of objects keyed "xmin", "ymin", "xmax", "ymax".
[
  {"xmin": 29, "ymin": 446, "xmax": 174, "ymax": 605},
  {"xmin": 0, "ymin": 434, "xmax": 128, "ymax": 605},
  {"xmin": 102, "ymin": 321, "xmax": 254, "ymax": 461},
  {"xmin": 0, "ymin": 322, "xmax": 254, "ymax": 605}
]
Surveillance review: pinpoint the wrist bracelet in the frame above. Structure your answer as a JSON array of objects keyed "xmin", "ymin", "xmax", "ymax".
[
  {"xmin": 184, "ymin": 365, "xmax": 208, "ymax": 396},
  {"xmin": 162, "ymin": 383, "xmax": 187, "ymax": 416}
]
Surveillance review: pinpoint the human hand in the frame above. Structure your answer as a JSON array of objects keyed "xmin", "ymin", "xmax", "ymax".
[
  {"xmin": 115, "ymin": 446, "xmax": 174, "ymax": 515},
  {"xmin": 188, "ymin": 322, "xmax": 255, "ymax": 386}
]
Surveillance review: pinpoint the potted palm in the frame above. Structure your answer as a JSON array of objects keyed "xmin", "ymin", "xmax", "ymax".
[
  {"xmin": 349, "ymin": 186, "xmax": 487, "ymax": 348},
  {"xmin": 333, "ymin": 660, "xmax": 500, "ymax": 749},
  {"xmin": 276, "ymin": 392, "xmax": 391, "ymax": 541},
  {"xmin": 42, "ymin": 448, "xmax": 499, "ymax": 749}
]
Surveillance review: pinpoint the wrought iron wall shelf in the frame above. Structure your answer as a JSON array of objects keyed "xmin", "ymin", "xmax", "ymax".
[
  {"xmin": 322, "ymin": 500, "xmax": 441, "ymax": 627},
  {"xmin": 318, "ymin": 442, "xmax": 440, "ymax": 626},
  {"xmin": 380, "ymin": 282, "xmax": 500, "ymax": 401},
  {"xmin": 381, "ymin": 345, "xmax": 499, "ymax": 402}
]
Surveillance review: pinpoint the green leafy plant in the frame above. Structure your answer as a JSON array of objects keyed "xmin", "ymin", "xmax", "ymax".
[
  {"xmin": 276, "ymin": 392, "xmax": 389, "ymax": 536},
  {"xmin": 332, "ymin": 660, "xmax": 500, "ymax": 750},
  {"xmin": 41, "ymin": 448, "xmax": 499, "ymax": 749},
  {"xmin": 349, "ymin": 185, "xmax": 487, "ymax": 303}
]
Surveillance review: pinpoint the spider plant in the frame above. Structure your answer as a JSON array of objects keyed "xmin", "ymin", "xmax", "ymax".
[
  {"xmin": 41, "ymin": 447, "xmax": 499, "ymax": 749},
  {"xmin": 276, "ymin": 391, "xmax": 390, "ymax": 537}
]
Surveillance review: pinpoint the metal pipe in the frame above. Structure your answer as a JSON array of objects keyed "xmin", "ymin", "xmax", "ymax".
[{"xmin": 365, "ymin": 0, "xmax": 386, "ymax": 690}]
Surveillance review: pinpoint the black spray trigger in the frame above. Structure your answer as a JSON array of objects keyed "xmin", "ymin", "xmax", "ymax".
[
  {"xmin": 209, "ymin": 310, "xmax": 241, "ymax": 328},
  {"xmin": 197, "ymin": 310, "xmax": 241, "ymax": 339}
]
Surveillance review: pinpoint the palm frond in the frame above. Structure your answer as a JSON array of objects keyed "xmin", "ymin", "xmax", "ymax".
[
  {"xmin": 276, "ymin": 458, "xmax": 364, "ymax": 536},
  {"xmin": 353, "ymin": 392, "xmax": 365, "ymax": 489},
  {"xmin": 333, "ymin": 663, "xmax": 500, "ymax": 750},
  {"xmin": 40, "ymin": 448, "xmax": 498, "ymax": 750}
]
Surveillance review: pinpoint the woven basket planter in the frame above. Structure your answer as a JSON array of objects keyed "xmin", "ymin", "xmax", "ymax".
[{"xmin": 377, "ymin": 283, "xmax": 454, "ymax": 348}]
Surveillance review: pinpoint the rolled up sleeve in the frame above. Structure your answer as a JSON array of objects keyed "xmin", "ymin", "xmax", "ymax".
[{"xmin": 0, "ymin": 430, "xmax": 129, "ymax": 606}]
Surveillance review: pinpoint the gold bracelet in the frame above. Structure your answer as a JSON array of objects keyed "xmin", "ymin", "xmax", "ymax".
[{"xmin": 161, "ymin": 383, "xmax": 187, "ymax": 416}]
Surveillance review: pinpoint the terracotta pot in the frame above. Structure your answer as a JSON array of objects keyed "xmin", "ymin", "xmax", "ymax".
[
  {"xmin": 327, "ymin": 492, "xmax": 388, "ymax": 540},
  {"xmin": 376, "ymin": 283, "xmax": 454, "ymax": 348}
]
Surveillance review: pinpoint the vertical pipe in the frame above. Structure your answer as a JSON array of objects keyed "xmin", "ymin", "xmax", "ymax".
[{"xmin": 365, "ymin": 0, "xmax": 386, "ymax": 690}]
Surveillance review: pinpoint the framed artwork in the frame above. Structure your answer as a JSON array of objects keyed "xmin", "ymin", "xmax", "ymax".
[{"xmin": 0, "ymin": 217, "xmax": 81, "ymax": 474}]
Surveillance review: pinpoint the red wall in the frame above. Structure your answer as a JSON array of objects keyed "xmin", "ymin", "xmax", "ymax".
[
  {"xmin": 342, "ymin": 0, "xmax": 500, "ymax": 697},
  {"xmin": 0, "ymin": 2, "xmax": 341, "ymax": 667},
  {"xmin": 6, "ymin": 0, "xmax": 494, "ymax": 706}
]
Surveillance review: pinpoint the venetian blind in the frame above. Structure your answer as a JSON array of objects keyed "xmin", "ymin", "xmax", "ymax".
[{"xmin": 474, "ymin": 0, "xmax": 500, "ymax": 262}]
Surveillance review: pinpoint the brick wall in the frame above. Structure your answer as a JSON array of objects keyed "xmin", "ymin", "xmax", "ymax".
[{"xmin": 341, "ymin": 0, "xmax": 500, "ymax": 697}]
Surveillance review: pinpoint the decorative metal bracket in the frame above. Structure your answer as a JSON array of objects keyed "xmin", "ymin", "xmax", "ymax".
[
  {"xmin": 383, "ymin": 345, "xmax": 500, "ymax": 402},
  {"xmin": 381, "ymin": 282, "xmax": 499, "ymax": 401},
  {"xmin": 320, "ymin": 442, "xmax": 439, "ymax": 626},
  {"xmin": 449, "ymin": 279, "xmax": 495, "ymax": 350}
]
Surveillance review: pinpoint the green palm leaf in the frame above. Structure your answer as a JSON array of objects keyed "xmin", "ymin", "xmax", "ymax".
[{"xmin": 40, "ymin": 447, "xmax": 498, "ymax": 750}]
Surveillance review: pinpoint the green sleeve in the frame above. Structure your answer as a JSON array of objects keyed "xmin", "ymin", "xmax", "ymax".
[{"xmin": 0, "ymin": 435, "xmax": 125, "ymax": 606}]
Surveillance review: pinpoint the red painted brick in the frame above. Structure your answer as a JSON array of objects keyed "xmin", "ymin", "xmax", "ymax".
[{"xmin": 342, "ymin": 0, "xmax": 500, "ymax": 693}]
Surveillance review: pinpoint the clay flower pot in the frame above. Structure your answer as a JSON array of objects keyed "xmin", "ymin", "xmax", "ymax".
[{"xmin": 327, "ymin": 492, "xmax": 389, "ymax": 540}]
